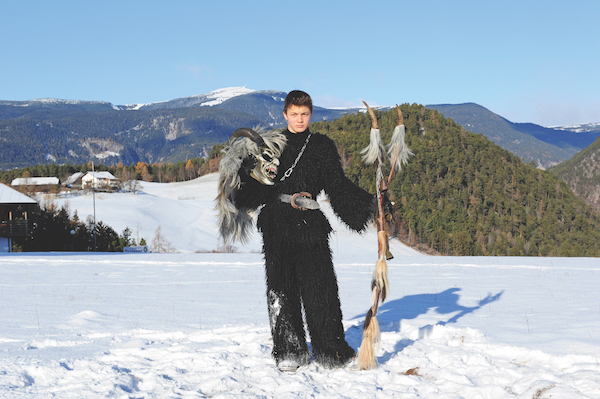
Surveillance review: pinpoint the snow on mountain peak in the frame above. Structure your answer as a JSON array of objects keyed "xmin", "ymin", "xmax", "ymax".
[
  {"xmin": 548, "ymin": 122, "xmax": 600, "ymax": 133},
  {"xmin": 31, "ymin": 98, "xmax": 83, "ymax": 105},
  {"xmin": 201, "ymin": 86, "xmax": 255, "ymax": 106},
  {"xmin": 118, "ymin": 87, "xmax": 256, "ymax": 110}
]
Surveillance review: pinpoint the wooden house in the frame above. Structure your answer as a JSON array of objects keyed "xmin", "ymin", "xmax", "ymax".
[{"xmin": 0, "ymin": 184, "xmax": 38, "ymax": 252}]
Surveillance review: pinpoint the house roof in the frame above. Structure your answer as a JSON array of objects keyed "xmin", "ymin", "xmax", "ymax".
[
  {"xmin": 0, "ymin": 184, "xmax": 38, "ymax": 205},
  {"xmin": 11, "ymin": 177, "xmax": 60, "ymax": 186},
  {"xmin": 63, "ymin": 172, "xmax": 85, "ymax": 185},
  {"xmin": 83, "ymin": 171, "xmax": 117, "ymax": 180}
]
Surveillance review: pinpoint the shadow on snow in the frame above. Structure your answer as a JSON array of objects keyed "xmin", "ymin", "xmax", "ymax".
[{"xmin": 345, "ymin": 287, "xmax": 504, "ymax": 363}]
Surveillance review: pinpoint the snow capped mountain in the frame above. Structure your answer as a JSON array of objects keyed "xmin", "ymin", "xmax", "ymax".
[
  {"xmin": 0, "ymin": 98, "xmax": 116, "ymax": 111},
  {"xmin": 12, "ymin": 99, "xmax": 105, "ymax": 107},
  {"xmin": 0, "ymin": 98, "xmax": 110, "ymax": 106},
  {"xmin": 548, "ymin": 121, "xmax": 600, "ymax": 133},
  {"xmin": 0, "ymin": 87, "xmax": 350, "ymax": 168},
  {"xmin": 123, "ymin": 86, "xmax": 259, "ymax": 111},
  {"xmin": 200, "ymin": 86, "xmax": 256, "ymax": 106},
  {"xmin": 0, "ymin": 87, "xmax": 270, "ymax": 112}
]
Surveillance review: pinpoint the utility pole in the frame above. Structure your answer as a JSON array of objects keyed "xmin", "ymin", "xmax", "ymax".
[{"xmin": 92, "ymin": 161, "xmax": 97, "ymax": 252}]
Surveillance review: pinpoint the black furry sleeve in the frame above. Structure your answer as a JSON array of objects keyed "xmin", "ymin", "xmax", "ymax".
[
  {"xmin": 232, "ymin": 171, "xmax": 274, "ymax": 211},
  {"xmin": 320, "ymin": 136, "xmax": 375, "ymax": 232}
]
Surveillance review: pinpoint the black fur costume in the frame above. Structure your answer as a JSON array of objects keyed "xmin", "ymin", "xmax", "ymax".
[{"xmin": 234, "ymin": 128, "xmax": 375, "ymax": 368}]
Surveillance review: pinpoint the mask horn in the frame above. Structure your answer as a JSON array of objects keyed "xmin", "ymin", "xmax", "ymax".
[{"xmin": 229, "ymin": 127, "xmax": 266, "ymax": 148}]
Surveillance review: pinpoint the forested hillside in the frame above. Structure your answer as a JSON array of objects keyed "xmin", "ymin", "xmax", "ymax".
[
  {"xmin": 311, "ymin": 105, "xmax": 600, "ymax": 257},
  {"xmin": 426, "ymin": 103, "xmax": 586, "ymax": 169},
  {"xmin": 0, "ymin": 106, "xmax": 260, "ymax": 169},
  {"xmin": 549, "ymin": 136, "xmax": 600, "ymax": 214}
]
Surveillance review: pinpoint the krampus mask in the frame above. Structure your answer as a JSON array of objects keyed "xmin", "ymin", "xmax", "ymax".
[
  {"xmin": 230, "ymin": 128, "xmax": 281, "ymax": 185},
  {"xmin": 216, "ymin": 127, "xmax": 287, "ymax": 245}
]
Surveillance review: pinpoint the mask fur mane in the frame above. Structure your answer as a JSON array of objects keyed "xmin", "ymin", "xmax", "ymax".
[{"xmin": 215, "ymin": 129, "xmax": 287, "ymax": 245}]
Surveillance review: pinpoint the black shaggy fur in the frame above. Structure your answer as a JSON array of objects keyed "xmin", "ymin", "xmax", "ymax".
[{"xmin": 234, "ymin": 128, "xmax": 375, "ymax": 368}]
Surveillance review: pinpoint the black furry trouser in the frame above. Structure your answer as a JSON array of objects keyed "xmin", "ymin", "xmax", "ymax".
[{"xmin": 262, "ymin": 231, "xmax": 356, "ymax": 369}]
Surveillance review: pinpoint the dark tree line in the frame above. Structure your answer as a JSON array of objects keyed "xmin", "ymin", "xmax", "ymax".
[
  {"xmin": 0, "ymin": 157, "xmax": 216, "ymax": 186},
  {"xmin": 11, "ymin": 201, "xmax": 139, "ymax": 252}
]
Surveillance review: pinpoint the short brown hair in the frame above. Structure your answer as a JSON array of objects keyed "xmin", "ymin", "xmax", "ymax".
[{"xmin": 284, "ymin": 90, "xmax": 313, "ymax": 113}]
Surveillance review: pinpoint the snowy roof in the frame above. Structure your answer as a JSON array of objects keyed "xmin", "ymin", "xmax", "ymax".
[
  {"xmin": 83, "ymin": 171, "xmax": 117, "ymax": 180},
  {"xmin": 0, "ymin": 184, "xmax": 37, "ymax": 205},
  {"xmin": 63, "ymin": 172, "xmax": 85, "ymax": 185},
  {"xmin": 11, "ymin": 177, "xmax": 60, "ymax": 186}
]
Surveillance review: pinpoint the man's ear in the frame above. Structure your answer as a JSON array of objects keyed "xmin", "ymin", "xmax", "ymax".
[{"xmin": 283, "ymin": 111, "xmax": 288, "ymax": 121}]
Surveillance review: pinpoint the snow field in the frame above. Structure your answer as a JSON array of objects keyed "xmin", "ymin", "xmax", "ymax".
[
  {"xmin": 1, "ymin": 253, "xmax": 599, "ymax": 398},
  {"xmin": 1, "ymin": 174, "xmax": 599, "ymax": 397}
]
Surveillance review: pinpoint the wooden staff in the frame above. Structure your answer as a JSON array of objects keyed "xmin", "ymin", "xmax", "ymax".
[{"xmin": 357, "ymin": 102, "xmax": 411, "ymax": 370}]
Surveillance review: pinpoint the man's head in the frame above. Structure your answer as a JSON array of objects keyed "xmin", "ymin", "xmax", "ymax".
[
  {"xmin": 284, "ymin": 90, "xmax": 313, "ymax": 114},
  {"xmin": 283, "ymin": 90, "xmax": 313, "ymax": 133}
]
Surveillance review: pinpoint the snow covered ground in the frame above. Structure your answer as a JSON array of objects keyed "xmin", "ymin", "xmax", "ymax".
[{"xmin": 1, "ymin": 175, "xmax": 599, "ymax": 398}]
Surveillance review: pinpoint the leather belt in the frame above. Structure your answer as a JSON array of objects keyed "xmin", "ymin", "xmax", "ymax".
[{"xmin": 279, "ymin": 192, "xmax": 319, "ymax": 211}]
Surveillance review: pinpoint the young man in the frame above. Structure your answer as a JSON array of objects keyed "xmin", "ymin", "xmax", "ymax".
[{"xmin": 234, "ymin": 90, "xmax": 376, "ymax": 371}]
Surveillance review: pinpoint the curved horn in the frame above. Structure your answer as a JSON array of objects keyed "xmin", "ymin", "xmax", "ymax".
[
  {"xmin": 362, "ymin": 101, "xmax": 379, "ymax": 130},
  {"xmin": 229, "ymin": 127, "xmax": 265, "ymax": 147},
  {"xmin": 396, "ymin": 104, "xmax": 404, "ymax": 126}
]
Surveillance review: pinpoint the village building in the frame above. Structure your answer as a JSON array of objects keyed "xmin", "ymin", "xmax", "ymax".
[
  {"xmin": 0, "ymin": 184, "xmax": 38, "ymax": 252},
  {"xmin": 62, "ymin": 172, "xmax": 86, "ymax": 189},
  {"xmin": 11, "ymin": 177, "xmax": 60, "ymax": 193},
  {"xmin": 82, "ymin": 171, "xmax": 119, "ymax": 190}
]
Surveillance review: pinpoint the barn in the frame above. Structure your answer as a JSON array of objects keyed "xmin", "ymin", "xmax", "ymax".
[{"xmin": 0, "ymin": 184, "xmax": 38, "ymax": 252}]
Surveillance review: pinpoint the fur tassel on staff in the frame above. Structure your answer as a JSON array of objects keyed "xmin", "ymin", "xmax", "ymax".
[
  {"xmin": 387, "ymin": 106, "xmax": 414, "ymax": 186},
  {"xmin": 357, "ymin": 101, "xmax": 412, "ymax": 370}
]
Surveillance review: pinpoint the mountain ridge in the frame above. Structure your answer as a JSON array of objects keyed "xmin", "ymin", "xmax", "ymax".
[
  {"xmin": 0, "ymin": 88, "xmax": 356, "ymax": 168},
  {"xmin": 2, "ymin": 89, "xmax": 599, "ymax": 171},
  {"xmin": 426, "ymin": 103, "xmax": 600, "ymax": 169}
]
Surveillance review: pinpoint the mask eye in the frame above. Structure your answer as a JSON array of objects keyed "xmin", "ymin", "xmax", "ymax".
[{"xmin": 262, "ymin": 152, "xmax": 273, "ymax": 162}]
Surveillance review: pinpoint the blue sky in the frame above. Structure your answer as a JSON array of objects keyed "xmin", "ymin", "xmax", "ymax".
[{"xmin": 1, "ymin": 0, "xmax": 598, "ymax": 126}]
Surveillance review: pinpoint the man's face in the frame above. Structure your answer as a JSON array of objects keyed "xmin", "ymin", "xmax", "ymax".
[{"xmin": 283, "ymin": 105, "xmax": 312, "ymax": 133}]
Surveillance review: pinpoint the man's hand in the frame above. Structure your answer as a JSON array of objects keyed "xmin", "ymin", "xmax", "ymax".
[{"xmin": 382, "ymin": 191, "xmax": 394, "ymax": 221}]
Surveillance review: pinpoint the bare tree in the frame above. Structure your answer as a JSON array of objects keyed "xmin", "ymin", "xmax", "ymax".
[{"xmin": 151, "ymin": 225, "xmax": 176, "ymax": 253}]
